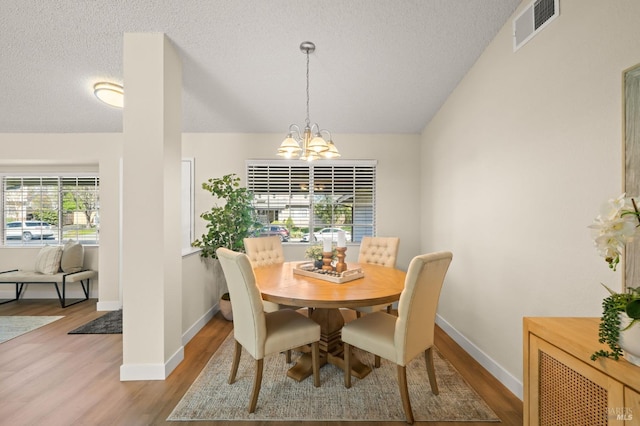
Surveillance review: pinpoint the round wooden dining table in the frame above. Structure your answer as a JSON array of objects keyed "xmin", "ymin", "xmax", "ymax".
[{"xmin": 253, "ymin": 261, "xmax": 407, "ymax": 382}]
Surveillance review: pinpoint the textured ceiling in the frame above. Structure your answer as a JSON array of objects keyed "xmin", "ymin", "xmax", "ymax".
[{"xmin": 0, "ymin": 0, "xmax": 521, "ymax": 134}]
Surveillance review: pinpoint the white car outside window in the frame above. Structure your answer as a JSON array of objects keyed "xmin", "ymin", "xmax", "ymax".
[
  {"xmin": 301, "ymin": 227, "xmax": 352, "ymax": 243},
  {"xmin": 5, "ymin": 221, "xmax": 55, "ymax": 241}
]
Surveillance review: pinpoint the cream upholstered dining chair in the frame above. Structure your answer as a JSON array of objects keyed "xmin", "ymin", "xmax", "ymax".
[
  {"xmin": 353, "ymin": 236, "xmax": 400, "ymax": 317},
  {"xmin": 216, "ymin": 247, "xmax": 321, "ymax": 413},
  {"xmin": 243, "ymin": 236, "xmax": 302, "ymax": 315},
  {"xmin": 342, "ymin": 251, "xmax": 453, "ymax": 424},
  {"xmin": 243, "ymin": 235, "xmax": 306, "ymax": 363},
  {"xmin": 243, "ymin": 236, "xmax": 285, "ymax": 267}
]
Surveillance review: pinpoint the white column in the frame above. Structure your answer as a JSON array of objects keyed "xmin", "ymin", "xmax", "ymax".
[{"xmin": 120, "ymin": 33, "xmax": 183, "ymax": 380}]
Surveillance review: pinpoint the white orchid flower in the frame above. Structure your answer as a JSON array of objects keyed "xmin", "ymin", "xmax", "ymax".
[{"xmin": 590, "ymin": 193, "xmax": 640, "ymax": 271}]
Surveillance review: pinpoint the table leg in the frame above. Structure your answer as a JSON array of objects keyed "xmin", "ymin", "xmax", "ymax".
[{"xmin": 286, "ymin": 307, "xmax": 372, "ymax": 382}]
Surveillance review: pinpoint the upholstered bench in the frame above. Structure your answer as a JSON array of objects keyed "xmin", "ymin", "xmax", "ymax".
[{"xmin": 0, "ymin": 240, "xmax": 97, "ymax": 308}]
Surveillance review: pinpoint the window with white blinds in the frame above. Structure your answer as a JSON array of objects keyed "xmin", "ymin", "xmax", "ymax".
[
  {"xmin": 246, "ymin": 160, "xmax": 376, "ymax": 243},
  {"xmin": 2, "ymin": 175, "xmax": 100, "ymax": 246}
]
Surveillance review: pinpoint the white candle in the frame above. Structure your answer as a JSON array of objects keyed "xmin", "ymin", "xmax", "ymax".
[
  {"xmin": 323, "ymin": 236, "xmax": 332, "ymax": 253},
  {"xmin": 337, "ymin": 230, "xmax": 346, "ymax": 248}
]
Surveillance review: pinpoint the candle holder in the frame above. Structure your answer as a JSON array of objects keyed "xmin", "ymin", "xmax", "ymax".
[
  {"xmin": 322, "ymin": 251, "xmax": 334, "ymax": 271},
  {"xmin": 335, "ymin": 247, "xmax": 347, "ymax": 273}
]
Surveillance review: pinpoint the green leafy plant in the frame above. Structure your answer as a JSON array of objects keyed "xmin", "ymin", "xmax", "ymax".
[
  {"xmin": 591, "ymin": 284, "xmax": 640, "ymax": 361},
  {"xmin": 589, "ymin": 194, "xmax": 640, "ymax": 361},
  {"xmin": 304, "ymin": 244, "xmax": 336, "ymax": 261},
  {"xmin": 305, "ymin": 244, "xmax": 323, "ymax": 261},
  {"xmin": 192, "ymin": 173, "xmax": 258, "ymax": 259}
]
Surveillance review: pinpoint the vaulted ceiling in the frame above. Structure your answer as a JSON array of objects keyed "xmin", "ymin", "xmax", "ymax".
[{"xmin": 0, "ymin": 0, "xmax": 521, "ymax": 134}]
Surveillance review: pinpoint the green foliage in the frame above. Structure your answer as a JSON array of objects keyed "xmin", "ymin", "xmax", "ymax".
[
  {"xmin": 63, "ymin": 189, "xmax": 99, "ymax": 227},
  {"xmin": 314, "ymin": 195, "xmax": 350, "ymax": 225},
  {"xmin": 191, "ymin": 174, "xmax": 259, "ymax": 259},
  {"xmin": 31, "ymin": 209, "xmax": 58, "ymax": 225},
  {"xmin": 591, "ymin": 285, "xmax": 640, "ymax": 361},
  {"xmin": 304, "ymin": 244, "xmax": 337, "ymax": 261},
  {"xmin": 284, "ymin": 216, "xmax": 295, "ymax": 231},
  {"xmin": 304, "ymin": 244, "xmax": 324, "ymax": 260}
]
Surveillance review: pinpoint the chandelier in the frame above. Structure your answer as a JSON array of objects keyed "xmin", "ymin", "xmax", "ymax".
[{"xmin": 277, "ymin": 41, "xmax": 340, "ymax": 161}]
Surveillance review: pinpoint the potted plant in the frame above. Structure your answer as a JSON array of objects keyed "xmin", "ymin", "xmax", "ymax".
[
  {"xmin": 589, "ymin": 193, "xmax": 640, "ymax": 364},
  {"xmin": 590, "ymin": 284, "xmax": 640, "ymax": 362},
  {"xmin": 305, "ymin": 244, "xmax": 337, "ymax": 269},
  {"xmin": 219, "ymin": 292, "xmax": 233, "ymax": 321},
  {"xmin": 305, "ymin": 244, "xmax": 325, "ymax": 268},
  {"xmin": 192, "ymin": 173, "xmax": 257, "ymax": 259},
  {"xmin": 192, "ymin": 173, "xmax": 258, "ymax": 320}
]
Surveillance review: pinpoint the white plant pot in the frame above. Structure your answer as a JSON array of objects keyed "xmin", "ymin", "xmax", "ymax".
[{"xmin": 619, "ymin": 313, "xmax": 640, "ymax": 366}]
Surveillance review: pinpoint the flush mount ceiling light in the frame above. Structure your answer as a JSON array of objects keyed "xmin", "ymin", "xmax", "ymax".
[
  {"xmin": 277, "ymin": 41, "xmax": 340, "ymax": 161},
  {"xmin": 93, "ymin": 82, "xmax": 124, "ymax": 108}
]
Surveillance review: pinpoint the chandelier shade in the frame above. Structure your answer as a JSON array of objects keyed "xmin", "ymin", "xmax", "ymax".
[{"xmin": 277, "ymin": 42, "xmax": 340, "ymax": 161}]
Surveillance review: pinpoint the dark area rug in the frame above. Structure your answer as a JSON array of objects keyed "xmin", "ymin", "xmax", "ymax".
[{"xmin": 68, "ymin": 310, "xmax": 122, "ymax": 334}]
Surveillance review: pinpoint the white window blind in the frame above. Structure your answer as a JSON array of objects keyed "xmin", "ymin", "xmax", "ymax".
[
  {"xmin": 246, "ymin": 160, "xmax": 376, "ymax": 243},
  {"xmin": 2, "ymin": 175, "xmax": 100, "ymax": 246}
]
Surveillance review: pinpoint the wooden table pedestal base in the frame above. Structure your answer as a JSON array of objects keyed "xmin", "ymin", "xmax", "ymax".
[{"xmin": 286, "ymin": 307, "xmax": 371, "ymax": 382}]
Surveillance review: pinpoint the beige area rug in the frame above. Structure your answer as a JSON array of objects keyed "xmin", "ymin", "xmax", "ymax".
[
  {"xmin": 168, "ymin": 333, "xmax": 500, "ymax": 422},
  {"xmin": 0, "ymin": 316, "xmax": 64, "ymax": 344}
]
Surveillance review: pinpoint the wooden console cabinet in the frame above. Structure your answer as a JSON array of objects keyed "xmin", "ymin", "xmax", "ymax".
[{"xmin": 524, "ymin": 317, "xmax": 640, "ymax": 425}]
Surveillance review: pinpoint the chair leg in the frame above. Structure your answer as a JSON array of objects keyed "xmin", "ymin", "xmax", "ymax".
[
  {"xmin": 228, "ymin": 340, "xmax": 242, "ymax": 384},
  {"xmin": 311, "ymin": 341, "xmax": 320, "ymax": 387},
  {"xmin": 374, "ymin": 355, "xmax": 381, "ymax": 368},
  {"xmin": 308, "ymin": 307, "xmax": 314, "ymax": 317},
  {"xmin": 386, "ymin": 304, "xmax": 392, "ymax": 314},
  {"xmin": 397, "ymin": 365, "xmax": 414, "ymax": 424},
  {"xmin": 286, "ymin": 349, "xmax": 292, "ymax": 363},
  {"xmin": 344, "ymin": 342, "xmax": 352, "ymax": 388},
  {"xmin": 356, "ymin": 311, "xmax": 362, "ymax": 318},
  {"xmin": 248, "ymin": 358, "xmax": 264, "ymax": 413},
  {"xmin": 424, "ymin": 347, "xmax": 439, "ymax": 394}
]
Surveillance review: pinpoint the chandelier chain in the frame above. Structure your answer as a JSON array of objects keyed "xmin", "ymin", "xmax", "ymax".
[{"xmin": 305, "ymin": 50, "xmax": 310, "ymax": 127}]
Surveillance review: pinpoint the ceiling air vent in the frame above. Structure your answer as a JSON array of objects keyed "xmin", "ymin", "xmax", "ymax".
[{"xmin": 513, "ymin": 0, "xmax": 559, "ymax": 51}]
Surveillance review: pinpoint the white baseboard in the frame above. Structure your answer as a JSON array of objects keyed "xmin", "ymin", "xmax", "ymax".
[
  {"xmin": 166, "ymin": 345, "xmax": 185, "ymax": 376},
  {"xmin": 116, "ymin": 302, "xmax": 219, "ymax": 382},
  {"xmin": 182, "ymin": 303, "xmax": 219, "ymax": 345},
  {"xmin": 435, "ymin": 314, "xmax": 523, "ymax": 400},
  {"xmin": 96, "ymin": 300, "xmax": 122, "ymax": 311},
  {"xmin": 120, "ymin": 345, "xmax": 184, "ymax": 381},
  {"xmin": 120, "ymin": 363, "xmax": 166, "ymax": 381}
]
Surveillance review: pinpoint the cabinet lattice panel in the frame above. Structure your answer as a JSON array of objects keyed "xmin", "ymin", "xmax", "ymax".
[{"xmin": 539, "ymin": 351, "xmax": 608, "ymax": 425}]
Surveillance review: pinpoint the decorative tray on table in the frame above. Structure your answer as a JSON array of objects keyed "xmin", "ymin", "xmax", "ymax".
[{"xmin": 293, "ymin": 262, "xmax": 364, "ymax": 284}]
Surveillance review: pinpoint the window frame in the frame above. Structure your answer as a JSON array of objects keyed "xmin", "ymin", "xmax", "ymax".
[
  {"xmin": 182, "ymin": 158, "xmax": 195, "ymax": 253},
  {"xmin": 245, "ymin": 159, "xmax": 377, "ymax": 244},
  {"xmin": 1, "ymin": 173, "xmax": 100, "ymax": 247}
]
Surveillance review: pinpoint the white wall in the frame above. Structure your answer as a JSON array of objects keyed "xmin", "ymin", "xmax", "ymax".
[
  {"xmin": 182, "ymin": 132, "xmax": 422, "ymax": 270},
  {"xmin": 120, "ymin": 33, "xmax": 184, "ymax": 380},
  {"xmin": 0, "ymin": 131, "xmax": 422, "ymax": 343},
  {"xmin": 181, "ymin": 250, "xmax": 219, "ymax": 340},
  {"xmin": 0, "ymin": 133, "xmax": 122, "ymax": 304},
  {"xmin": 179, "ymin": 132, "xmax": 422, "ymax": 338},
  {"xmin": 421, "ymin": 0, "xmax": 640, "ymax": 398}
]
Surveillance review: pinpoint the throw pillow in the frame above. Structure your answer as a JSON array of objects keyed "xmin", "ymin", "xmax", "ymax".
[
  {"xmin": 60, "ymin": 240, "xmax": 84, "ymax": 273},
  {"xmin": 34, "ymin": 245, "xmax": 63, "ymax": 275}
]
